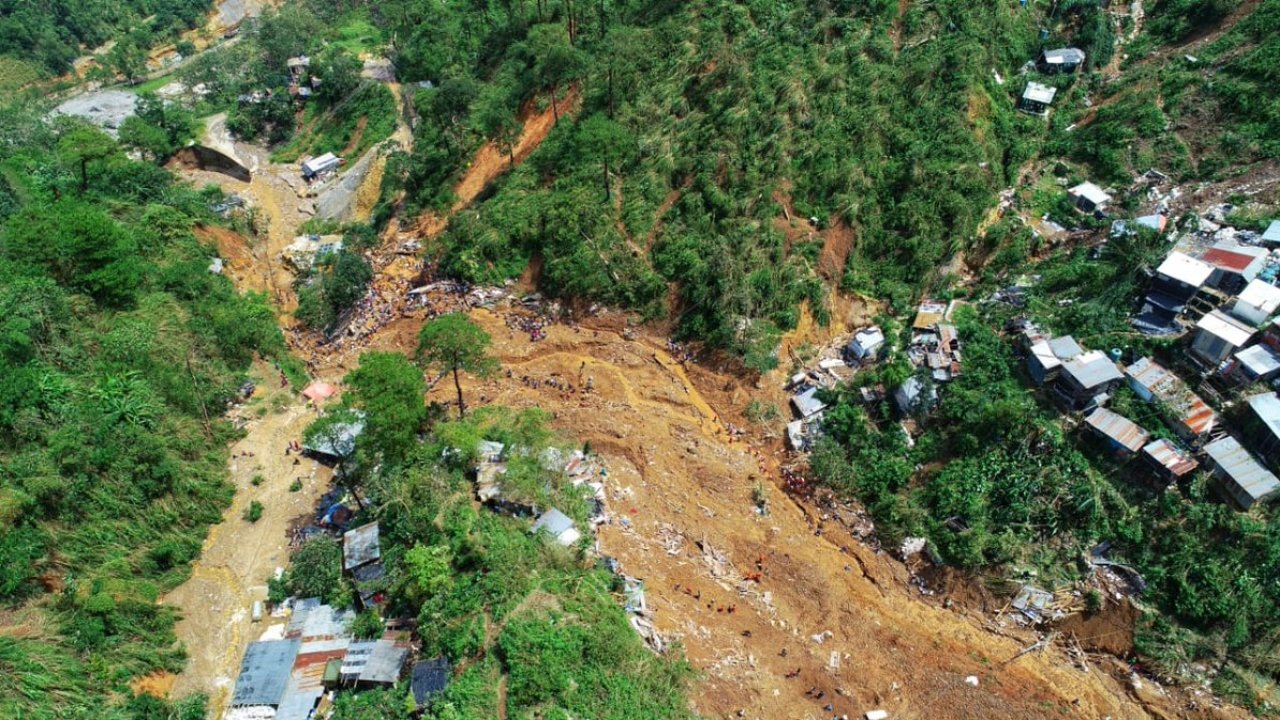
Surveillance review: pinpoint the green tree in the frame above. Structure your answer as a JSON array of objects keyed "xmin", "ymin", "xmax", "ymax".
[
  {"xmin": 346, "ymin": 351, "xmax": 427, "ymax": 466},
  {"xmin": 401, "ymin": 543, "xmax": 453, "ymax": 605},
  {"xmin": 524, "ymin": 23, "xmax": 583, "ymax": 121},
  {"xmin": 473, "ymin": 89, "xmax": 520, "ymax": 168},
  {"xmin": 105, "ymin": 40, "xmax": 147, "ymax": 86},
  {"xmin": 314, "ymin": 49, "xmax": 363, "ymax": 106},
  {"xmin": 416, "ymin": 314, "xmax": 497, "ymax": 418},
  {"xmin": 288, "ymin": 536, "xmax": 346, "ymax": 605},
  {"xmin": 577, "ymin": 114, "xmax": 631, "ymax": 199},
  {"xmin": 57, "ymin": 126, "xmax": 117, "ymax": 193}
]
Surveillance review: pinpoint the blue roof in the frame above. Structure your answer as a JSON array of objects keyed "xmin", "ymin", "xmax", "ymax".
[{"xmin": 231, "ymin": 640, "xmax": 301, "ymax": 706}]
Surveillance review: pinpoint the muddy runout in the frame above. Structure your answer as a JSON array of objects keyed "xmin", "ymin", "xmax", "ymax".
[
  {"xmin": 342, "ymin": 309, "xmax": 1242, "ymax": 720},
  {"xmin": 161, "ymin": 374, "xmax": 333, "ymax": 718}
]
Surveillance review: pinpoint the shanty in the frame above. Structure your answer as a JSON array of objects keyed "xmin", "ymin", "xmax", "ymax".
[
  {"xmin": 1203, "ymin": 436, "xmax": 1280, "ymax": 510},
  {"xmin": 1084, "ymin": 408, "xmax": 1150, "ymax": 456}
]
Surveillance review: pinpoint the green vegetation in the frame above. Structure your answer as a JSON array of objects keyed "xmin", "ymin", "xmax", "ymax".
[
  {"xmin": 242, "ymin": 500, "xmax": 264, "ymax": 522},
  {"xmin": 0, "ymin": 108, "xmax": 292, "ymax": 719},
  {"xmin": 304, "ymin": 397, "xmax": 694, "ymax": 719},
  {"xmin": 416, "ymin": 314, "xmax": 498, "ymax": 418},
  {"xmin": 0, "ymin": 0, "xmax": 212, "ymax": 76},
  {"xmin": 295, "ymin": 249, "xmax": 373, "ymax": 331},
  {"xmin": 171, "ymin": 3, "xmax": 398, "ymax": 156}
]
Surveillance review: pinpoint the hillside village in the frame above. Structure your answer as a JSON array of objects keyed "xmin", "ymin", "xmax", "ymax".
[{"xmin": 10, "ymin": 1, "xmax": 1280, "ymax": 719}]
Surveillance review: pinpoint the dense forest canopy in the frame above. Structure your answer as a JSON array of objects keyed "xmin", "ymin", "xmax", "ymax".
[
  {"xmin": 0, "ymin": 0, "xmax": 212, "ymax": 76},
  {"xmin": 0, "ymin": 104, "xmax": 293, "ymax": 719}
]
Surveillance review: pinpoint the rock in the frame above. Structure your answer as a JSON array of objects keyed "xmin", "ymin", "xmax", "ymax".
[
  {"xmin": 865, "ymin": 711, "xmax": 889, "ymax": 720},
  {"xmin": 965, "ymin": 675, "xmax": 979, "ymax": 687}
]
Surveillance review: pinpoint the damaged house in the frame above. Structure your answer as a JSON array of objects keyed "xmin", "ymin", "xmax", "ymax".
[
  {"xmin": 1134, "ymin": 251, "xmax": 1216, "ymax": 334},
  {"xmin": 1124, "ymin": 357, "xmax": 1218, "ymax": 445},
  {"xmin": 342, "ymin": 522, "xmax": 384, "ymax": 608}
]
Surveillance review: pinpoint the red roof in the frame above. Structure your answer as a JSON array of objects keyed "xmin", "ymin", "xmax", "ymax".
[{"xmin": 1202, "ymin": 248, "xmax": 1256, "ymax": 273}]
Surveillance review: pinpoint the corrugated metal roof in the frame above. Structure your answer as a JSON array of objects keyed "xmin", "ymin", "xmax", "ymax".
[
  {"xmin": 288, "ymin": 598, "xmax": 356, "ymax": 639},
  {"xmin": 1205, "ymin": 436, "xmax": 1280, "ymax": 505},
  {"xmin": 1124, "ymin": 357, "xmax": 1217, "ymax": 437},
  {"xmin": 1197, "ymin": 309, "xmax": 1255, "ymax": 347},
  {"xmin": 1023, "ymin": 81, "xmax": 1057, "ymax": 104},
  {"xmin": 1048, "ymin": 336, "xmax": 1083, "ymax": 361},
  {"xmin": 1248, "ymin": 392, "xmax": 1280, "ymax": 442},
  {"xmin": 1264, "ymin": 220, "xmax": 1280, "ymax": 244},
  {"xmin": 1085, "ymin": 408, "xmax": 1150, "ymax": 452},
  {"xmin": 343, "ymin": 522, "xmax": 381, "ymax": 570},
  {"xmin": 231, "ymin": 639, "xmax": 300, "ymax": 707},
  {"xmin": 791, "ymin": 386, "xmax": 827, "ymax": 418},
  {"xmin": 1156, "ymin": 251, "xmax": 1213, "ymax": 287},
  {"xmin": 1202, "ymin": 247, "xmax": 1257, "ymax": 273},
  {"xmin": 1062, "ymin": 350, "xmax": 1123, "ymax": 390},
  {"xmin": 1030, "ymin": 341, "xmax": 1061, "ymax": 370},
  {"xmin": 341, "ymin": 640, "xmax": 408, "ymax": 684},
  {"xmin": 277, "ymin": 649, "xmax": 343, "ymax": 720},
  {"xmin": 1069, "ymin": 181, "xmax": 1110, "ymax": 205},
  {"xmin": 1142, "ymin": 439, "xmax": 1199, "ymax": 477},
  {"xmin": 1236, "ymin": 280, "xmax": 1280, "ymax": 318},
  {"xmin": 412, "ymin": 657, "xmax": 452, "ymax": 707},
  {"xmin": 1043, "ymin": 47, "xmax": 1086, "ymax": 63},
  {"xmin": 1237, "ymin": 344, "xmax": 1280, "ymax": 377},
  {"xmin": 303, "ymin": 411, "xmax": 365, "ymax": 458}
]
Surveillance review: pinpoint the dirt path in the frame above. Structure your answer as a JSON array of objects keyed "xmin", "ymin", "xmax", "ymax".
[{"xmin": 161, "ymin": 374, "xmax": 333, "ymax": 718}]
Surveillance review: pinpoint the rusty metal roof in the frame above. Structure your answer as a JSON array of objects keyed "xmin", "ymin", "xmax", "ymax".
[
  {"xmin": 1085, "ymin": 408, "xmax": 1150, "ymax": 453},
  {"xmin": 1142, "ymin": 439, "xmax": 1199, "ymax": 477},
  {"xmin": 1124, "ymin": 357, "xmax": 1217, "ymax": 437}
]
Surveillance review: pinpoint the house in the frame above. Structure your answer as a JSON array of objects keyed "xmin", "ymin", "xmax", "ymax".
[
  {"xmin": 1231, "ymin": 279, "xmax": 1280, "ymax": 326},
  {"xmin": 1036, "ymin": 47, "xmax": 1086, "ymax": 74},
  {"xmin": 1027, "ymin": 335, "xmax": 1083, "ymax": 385},
  {"xmin": 1201, "ymin": 242, "xmax": 1267, "ymax": 294},
  {"xmin": 906, "ymin": 322, "xmax": 962, "ymax": 383},
  {"xmin": 410, "ymin": 657, "xmax": 452, "ymax": 711},
  {"xmin": 1142, "ymin": 438, "xmax": 1199, "ymax": 483},
  {"xmin": 342, "ymin": 522, "xmax": 383, "ymax": 607},
  {"xmin": 340, "ymin": 639, "xmax": 410, "ymax": 687},
  {"xmin": 343, "ymin": 522, "xmax": 381, "ymax": 572},
  {"xmin": 228, "ymin": 639, "xmax": 302, "ymax": 715},
  {"xmin": 1245, "ymin": 393, "xmax": 1280, "ymax": 470},
  {"xmin": 302, "ymin": 152, "xmax": 341, "ymax": 181},
  {"xmin": 531, "ymin": 508, "xmax": 581, "ymax": 546},
  {"xmin": 1152, "ymin": 251, "xmax": 1214, "ymax": 305},
  {"xmin": 1192, "ymin": 309, "xmax": 1256, "ymax": 366},
  {"xmin": 287, "ymin": 55, "xmax": 311, "ymax": 82},
  {"xmin": 1054, "ymin": 350, "xmax": 1124, "ymax": 411},
  {"xmin": 1019, "ymin": 81, "xmax": 1057, "ymax": 116},
  {"xmin": 912, "ymin": 300, "xmax": 948, "ymax": 330},
  {"xmin": 1261, "ymin": 220, "xmax": 1280, "ymax": 247},
  {"xmin": 845, "ymin": 326, "xmax": 885, "ymax": 363},
  {"xmin": 1232, "ymin": 343, "xmax": 1280, "ymax": 383},
  {"xmin": 895, "ymin": 375, "xmax": 937, "ymax": 415},
  {"xmin": 790, "ymin": 386, "xmax": 827, "ymax": 419},
  {"xmin": 1124, "ymin": 357, "xmax": 1217, "ymax": 443},
  {"xmin": 1084, "ymin": 408, "xmax": 1150, "ymax": 456},
  {"xmin": 1068, "ymin": 182, "xmax": 1112, "ymax": 214},
  {"xmin": 1203, "ymin": 436, "xmax": 1280, "ymax": 510}
]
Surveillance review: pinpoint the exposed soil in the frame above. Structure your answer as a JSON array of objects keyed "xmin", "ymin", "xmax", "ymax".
[
  {"xmin": 1056, "ymin": 600, "xmax": 1139, "ymax": 658},
  {"xmin": 161, "ymin": 367, "xmax": 334, "ymax": 718},
  {"xmin": 336, "ymin": 308, "xmax": 1240, "ymax": 719}
]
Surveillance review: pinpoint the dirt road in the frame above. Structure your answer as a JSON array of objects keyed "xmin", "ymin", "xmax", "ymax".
[{"xmin": 161, "ymin": 377, "xmax": 333, "ymax": 717}]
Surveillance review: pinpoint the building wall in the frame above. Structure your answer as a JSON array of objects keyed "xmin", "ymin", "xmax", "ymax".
[{"xmin": 1192, "ymin": 331, "xmax": 1232, "ymax": 365}]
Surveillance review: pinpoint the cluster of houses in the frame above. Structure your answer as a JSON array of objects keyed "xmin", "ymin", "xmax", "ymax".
[
  {"xmin": 1017, "ymin": 46, "xmax": 1086, "ymax": 117},
  {"xmin": 1001, "ymin": 203, "xmax": 1280, "ymax": 509},
  {"xmin": 225, "ymin": 525, "xmax": 449, "ymax": 720}
]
